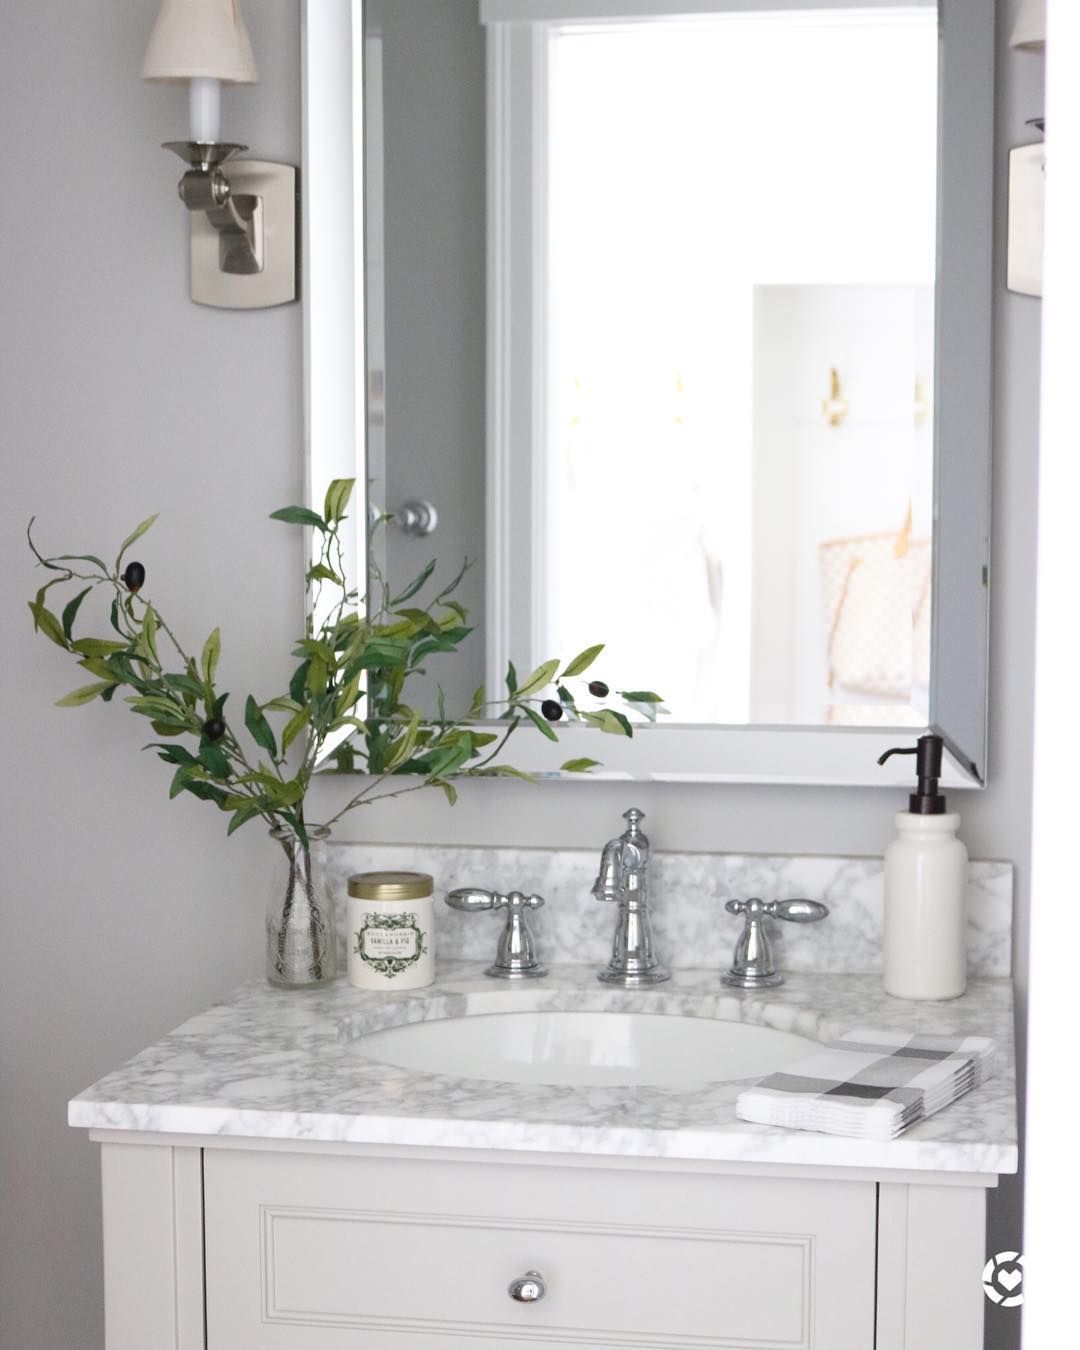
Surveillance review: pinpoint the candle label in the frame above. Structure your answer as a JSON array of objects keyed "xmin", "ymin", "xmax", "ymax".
[{"xmin": 354, "ymin": 912, "xmax": 427, "ymax": 977}]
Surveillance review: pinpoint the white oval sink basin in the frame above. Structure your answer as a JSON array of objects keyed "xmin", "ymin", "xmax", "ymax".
[{"xmin": 355, "ymin": 1010, "xmax": 815, "ymax": 1087}]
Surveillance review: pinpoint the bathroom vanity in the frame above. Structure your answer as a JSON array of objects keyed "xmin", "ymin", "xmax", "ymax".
[{"xmin": 71, "ymin": 965, "xmax": 1016, "ymax": 1350}]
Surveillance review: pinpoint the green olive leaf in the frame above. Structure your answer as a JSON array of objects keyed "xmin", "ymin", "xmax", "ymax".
[
  {"xmin": 306, "ymin": 655, "xmax": 329, "ymax": 697},
  {"xmin": 141, "ymin": 606, "xmax": 158, "ymax": 662},
  {"xmin": 28, "ymin": 601, "xmax": 69, "ymax": 648},
  {"xmin": 71, "ymin": 637, "xmax": 128, "ymax": 658},
  {"xmin": 114, "ymin": 514, "xmax": 159, "ymax": 570},
  {"xmin": 55, "ymin": 681, "xmax": 115, "ymax": 707},
  {"xmin": 264, "ymin": 696, "xmax": 303, "ymax": 714},
  {"xmin": 582, "ymin": 709, "xmax": 633, "ymax": 737},
  {"xmin": 201, "ymin": 628, "xmax": 220, "ymax": 687},
  {"xmin": 163, "ymin": 673, "xmax": 204, "ymax": 699},
  {"xmin": 560, "ymin": 758, "xmax": 601, "ymax": 773},
  {"xmin": 244, "ymin": 695, "xmax": 279, "ymax": 760},
  {"xmin": 227, "ymin": 803, "xmax": 264, "ymax": 836},
  {"xmin": 561, "ymin": 644, "xmax": 605, "ymax": 678},
  {"xmin": 520, "ymin": 702, "xmax": 559, "ymax": 741},
  {"xmin": 151, "ymin": 744, "xmax": 199, "ymax": 767},
  {"xmin": 281, "ymin": 706, "xmax": 312, "ymax": 754},
  {"xmin": 434, "ymin": 555, "xmax": 470, "ymax": 603},
  {"xmin": 468, "ymin": 764, "xmax": 539, "ymax": 784},
  {"xmin": 514, "ymin": 659, "xmax": 560, "ymax": 699},
  {"xmin": 61, "ymin": 587, "xmax": 93, "ymax": 640},
  {"xmin": 307, "ymin": 563, "xmax": 343, "ymax": 586},
  {"xmin": 269, "ymin": 505, "xmax": 327, "ymax": 531},
  {"xmin": 390, "ymin": 558, "xmax": 437, "ymax": 606},
  {"xmin": 199, "ymin": 739, "xmax": 232, "ymax": 780},
  {"xmin": 78, "ymin": 656, "xmax": 117, "ymax": 681},
  {"xmin": 323, "ymin": 478, "xmax": 356, "ymax": 525}
]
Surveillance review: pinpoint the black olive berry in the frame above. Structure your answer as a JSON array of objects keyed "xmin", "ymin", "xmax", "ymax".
[
  {"xmin": 203, "ymin": 718, "xmax": 226, "ymax": 741},
  {"xmin": 123, "ymin": 561, "xmax": 146, "ymax": 593},
  {"xmin": 588, "ymin": 680, "xmax": 610, "ymax": 699},
  {"xmin": 540, "ymin": 699, "xmax": 564, "ymax": 722}
]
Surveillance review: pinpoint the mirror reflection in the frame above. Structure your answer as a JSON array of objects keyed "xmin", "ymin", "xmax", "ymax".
[{"xmin": 364, "ymin": 1, "xmax": 939, "ymax": 729}]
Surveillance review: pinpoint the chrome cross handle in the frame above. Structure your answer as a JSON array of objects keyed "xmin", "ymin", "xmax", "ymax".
[
  {"xmin": 721, "ymin": 897, "xmax": 829, "ymax": 989},
  {"xmin": 445, "ymin": 889, "xmax": 547, "ymax": 980}
]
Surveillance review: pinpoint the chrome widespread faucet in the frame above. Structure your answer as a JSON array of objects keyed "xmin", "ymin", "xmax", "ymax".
[{"xmin": 592, "ymin": 808, "xmax": 670, "ymax": 987}]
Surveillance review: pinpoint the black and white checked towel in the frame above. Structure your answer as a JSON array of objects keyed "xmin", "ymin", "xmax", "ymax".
[{"xmin": 735, "ymin": 1029, "xmax": 998, "ymax": 1141}]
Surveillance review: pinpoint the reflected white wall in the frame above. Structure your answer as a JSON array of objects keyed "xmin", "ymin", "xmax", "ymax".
[{"xmin": 542, "ymin": 9, "xmax": 938, "ymax": 723}]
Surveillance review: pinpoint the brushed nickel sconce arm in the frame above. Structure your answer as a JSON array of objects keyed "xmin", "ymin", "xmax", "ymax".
[
  {"xmin": 157, "ymin": 141, "xmax": 295, "ymax": 308},
  {"xmin": 166, "ymin": 142, "xmax": 262, "ymax": 278}
]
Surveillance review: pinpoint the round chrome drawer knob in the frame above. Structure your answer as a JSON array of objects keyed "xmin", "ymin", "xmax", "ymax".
[{"xmin": 508, "ymin": 1270, "xmax": 546, "ymax": 1303}]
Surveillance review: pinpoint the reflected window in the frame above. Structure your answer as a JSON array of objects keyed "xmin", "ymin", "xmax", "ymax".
[{"xmin": 536, "ymin": 7, "xmax": 938, "ymax": 725}]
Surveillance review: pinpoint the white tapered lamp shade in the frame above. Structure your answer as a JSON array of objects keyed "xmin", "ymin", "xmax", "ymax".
[
  {"xmin": 143, "ymin": 0, "xmax": 257, "ymax": 144},
  {"xmin": 1011, "ymin": 0, "xmax": 1046, "ymax": 51},
  {"xmin": 142, "ymin": 0, "xmax": 258, "ymax": 83}
]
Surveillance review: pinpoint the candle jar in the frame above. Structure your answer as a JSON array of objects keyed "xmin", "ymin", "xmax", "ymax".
[{"xmin": 347, "ymin": 871, "xmax": 435, "ymax": 990}]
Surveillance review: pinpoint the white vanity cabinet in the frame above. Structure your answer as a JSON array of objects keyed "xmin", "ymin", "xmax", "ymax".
[
  {"xmin": 98, "ymin": 1137, "xmax": 989, "ymax": 1350},
  {"xmin": 80, "ymin": 969, "xmax": 1013, "ymax": 1349}
]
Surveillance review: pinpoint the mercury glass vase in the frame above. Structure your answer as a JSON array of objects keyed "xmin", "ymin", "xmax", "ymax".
[{"xmin": 266, "ymin": 824, "xmax": 337, "ymax": 988}]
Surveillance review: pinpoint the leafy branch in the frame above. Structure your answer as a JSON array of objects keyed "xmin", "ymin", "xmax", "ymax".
[{"xmin": 27, "ymin": 480, "xmax": 665, "ymax": 844}]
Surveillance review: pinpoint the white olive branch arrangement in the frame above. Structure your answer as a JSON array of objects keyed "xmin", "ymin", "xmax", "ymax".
[{"xmin": 26, "ymin": 479, "xmax": 663, "ymax": 846}]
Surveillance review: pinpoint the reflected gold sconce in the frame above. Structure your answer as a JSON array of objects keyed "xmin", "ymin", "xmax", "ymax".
[
  {"xmin": 673, "ymin": 370, "xmax": 688, "ymax": 425},
  {"xmin": 914, "ymin": 377, "xmax": 932, "ymax": 427},
  {"xmin": 822, "ymin": 368, "xmax": 850, "ymax": 427},
  {"xmin": 142, "ymin": 0, "xmax": 297, "ymax": 308}
]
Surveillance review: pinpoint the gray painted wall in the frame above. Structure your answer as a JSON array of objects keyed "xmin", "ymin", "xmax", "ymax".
[{"xmin": 0, "ymin": 2, "xmax": 1036, "ymax": 1348}]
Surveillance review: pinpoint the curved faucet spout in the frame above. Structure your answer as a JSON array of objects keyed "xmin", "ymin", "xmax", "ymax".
[
  {"xmin": 591, "ymin": 838, "xmax": 624, "ymax": 903},
  {"xmin": 592, "ymin": 808, "xmax": 669, "ymax": 988}
]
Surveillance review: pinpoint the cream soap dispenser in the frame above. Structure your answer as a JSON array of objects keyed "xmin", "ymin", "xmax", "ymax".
[{"xmin": 877, "ymin": 734, "xmax": 968, "ymax": 1000}]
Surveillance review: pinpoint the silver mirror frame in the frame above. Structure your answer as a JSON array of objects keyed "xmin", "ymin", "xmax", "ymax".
[{"xmin": 301, "ymin": 0, "xmax": 992, "ymax": 790}]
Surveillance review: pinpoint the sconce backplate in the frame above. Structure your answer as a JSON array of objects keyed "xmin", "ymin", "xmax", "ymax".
[{"xmin": 189, "ymin": 159, "xmax": 297, "ymax": 308}]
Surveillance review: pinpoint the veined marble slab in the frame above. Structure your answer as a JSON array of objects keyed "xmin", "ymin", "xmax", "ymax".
[
  {"xmin": 69, "ymin": 964, "xmax": 1017, "ymax": 1176},
  {"xmin": 326, "ymin": 844, "xmax": 1013, "ymax": 978}
]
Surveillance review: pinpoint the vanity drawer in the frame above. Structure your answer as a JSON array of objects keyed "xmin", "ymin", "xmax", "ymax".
[{"xmin": 204, "ymin": 1149, "xmax": 876, "ymax": 1349}]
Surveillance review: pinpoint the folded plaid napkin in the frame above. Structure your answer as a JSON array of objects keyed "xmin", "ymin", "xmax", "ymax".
[{"xmin": 735, "ymin": 1028, "xmax": 997, "ymax": 1141}]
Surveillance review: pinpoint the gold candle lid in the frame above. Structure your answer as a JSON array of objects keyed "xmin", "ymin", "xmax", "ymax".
[{"xmin": 347, "ymin": 871, "xmax": 434, "ymax": 901}]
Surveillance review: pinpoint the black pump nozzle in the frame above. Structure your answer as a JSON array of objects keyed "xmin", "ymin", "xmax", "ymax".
[{"xmin": 877, "ymin": 734, "xmax": 946, "ymax": 814}]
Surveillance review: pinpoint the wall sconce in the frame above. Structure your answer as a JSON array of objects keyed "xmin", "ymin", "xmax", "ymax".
[
  {"xmin": 1007, "ymin": 0, "xmax": 1046, "ymax": 297},
  {"xmin": 142, "ymin": 0, "xmax": 297, "ymax": 308},
  {"xmin": 1010, "ymin": 0, "xmax": 1046, "ymax": 51}
]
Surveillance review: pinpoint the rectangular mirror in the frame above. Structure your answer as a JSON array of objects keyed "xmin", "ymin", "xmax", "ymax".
[{"xmin": 303, "ymin": 0, "xmax": 993, "ymax": 787}]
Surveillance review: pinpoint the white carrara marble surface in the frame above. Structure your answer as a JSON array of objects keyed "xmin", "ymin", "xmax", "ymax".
[
  {"xmin": 70, "ymin": 964, "xmax": 1017, "ymax": 1176},
  {"xmin": 326, "ymin": 844, "xmax": 1013, "ymax": 977}
]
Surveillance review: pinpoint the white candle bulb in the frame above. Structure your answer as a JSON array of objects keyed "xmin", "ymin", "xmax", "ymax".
[{"xmin": 189, "ymin": 77, "xmax": 222, "ymax": 143}]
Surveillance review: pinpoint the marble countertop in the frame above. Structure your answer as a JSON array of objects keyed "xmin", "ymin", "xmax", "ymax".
[{"xmin": 69, "ymin": 964, "xmax": 1017, "ymax": 1176}]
